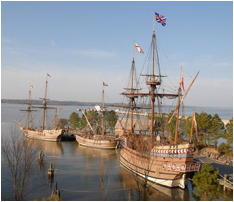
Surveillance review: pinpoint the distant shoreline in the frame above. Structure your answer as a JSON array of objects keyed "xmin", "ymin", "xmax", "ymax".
[
  {"xmin": 1, "ymin": 99, "xmax": 117, "ymax": 107},
  {"xmin": 1, "ymin": 99, "xmax": 233, "ymax": 109}
]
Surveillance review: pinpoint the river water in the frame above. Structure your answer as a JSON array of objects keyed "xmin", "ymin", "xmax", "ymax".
[{"xmin": 1, "ymin": 103, "xmax": 233, "ymax": 200}]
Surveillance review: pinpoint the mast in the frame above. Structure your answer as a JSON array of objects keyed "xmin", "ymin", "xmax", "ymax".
[
  {"xmin": 167, "ymin": 71, "xmax": 200, "ymax": 124},
  {"xmin": 174, "ymin": 67, "xmax": 182, "ymax": 144},
  {"xmin": 190, "ymin": 109, "xmax": 195, "ymax": 143},
  {"xmin": 146, "ymin": 11, "xmax": 158, "ymax": 149},
  {"xmin": 54, "ymin": 108, "xmax": 57, "ymax": 129},
  {"xmin": 18, "ymin": 84, "xmax": 37, "ymax": 130},
  {"xmin": 130, "ymin": 42, "xmax": 135, "ymax": 136},
  {"xmin": 81, "ymin": 110, "xmax": 94, "ymax": 133},
  {"xmin": 42, "ymin": 75, "xmax": 49, "ymax": 130},
  {"xmin": 102, "ymin": 84, "xmax": 105, "ymax": 139},
  {"xmin": 27, "ymin": 86, "xmax": 32, "ymax": 131}
]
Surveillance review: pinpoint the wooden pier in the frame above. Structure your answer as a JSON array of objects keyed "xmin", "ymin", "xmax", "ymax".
[
  {"xmin": 195, "ymin": 155, "xmax": 233, "ymax": 192},
  {"xmin": 218, "ymin": 174, "xmax": 233, "ymax": 192}
]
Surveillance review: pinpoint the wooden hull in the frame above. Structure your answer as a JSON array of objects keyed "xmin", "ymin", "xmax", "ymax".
[
  {"xmin": 21, "ymin": 127, "xmax": 63, "ymax": 142},
  {"xmin": 120, "ymin": 139, "xmax": 200, "ymax": 189},
  {"xmin": 75, "ymin": 134, "xmax": 117, "ymax": 149}
]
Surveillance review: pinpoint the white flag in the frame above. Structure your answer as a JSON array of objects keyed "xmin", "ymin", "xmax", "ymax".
[{"xmin": 135, "ymin": 42, "xmax": 144, "ymax": 54}]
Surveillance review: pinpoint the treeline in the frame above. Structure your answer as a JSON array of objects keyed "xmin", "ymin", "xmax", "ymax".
[
  {"xmin": 58, "ymin": 110, "xmax": 233, "ymax": 154},
  {"xmin": 167, "ymin": 112, "xmax": 233, "ymax": 154},
  {"xmin": 57, "ymin": 110, "xmax": 117, "ymax": 134}
]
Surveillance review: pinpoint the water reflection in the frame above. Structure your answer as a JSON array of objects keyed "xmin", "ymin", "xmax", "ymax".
[
  {"xmin": 2, "ymin": 103, "xmax": 233, "ymax": 201},
  {"xmin": 24, "ymin": 138, "xmax": 64, "ymax": 156},
  {"xmin": 75, "ymin": 145, "xmax": 117, "ymax": 159},
  {"xmin": 119, "ymin": 165, "xmax": 189, "ymax": 201},
  {"xmin": 74, "ymin": 145, "xmax": 190, "ymax": 201}
]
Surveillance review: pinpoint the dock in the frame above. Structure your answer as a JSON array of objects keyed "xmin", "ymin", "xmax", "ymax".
[{"xmin": 195, "ymin": 155, "xmax": 233, "ymax": 191}]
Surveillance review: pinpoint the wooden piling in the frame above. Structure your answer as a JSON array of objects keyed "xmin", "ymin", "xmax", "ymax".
[
  {"xmin": 50, "ymin": 181, "xmax": 61, "ymax": 200},
  {"xmin": 38, "ymin": 151, "xmax": 44, "ymax": 163},
  {"xmin": 48, "ymin": 163, "xmax": 55, "ymax": 178}
]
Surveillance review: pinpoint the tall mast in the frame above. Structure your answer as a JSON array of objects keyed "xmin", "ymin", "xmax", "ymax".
[
  {"xmin": 190, "ymin": 109, "xmax": 195, "ymax": 143},
  {"xmin": 54, "ymin": 108, "xmax": 57, "ymax": 129},
  {"xmin": 102, "ymin": 84, "xmax": 105, "ymax": 139},
  {"xmin": 42, "ymin": 75, "xmax": 48, "ymax": 130},
  {"xmin": 146, "ymin": 11, "xmax": 157, "ymax": 149},
  {"xmin": 174, "ymin": 67, "xmax": 182, "ymax": 144},
  {"xmin": 167, "ymin": 71, "xmax": 200, "ymax": 124},
  {"xmin": 27, "ymin": 86, "xmax": 32, "ymax": 131},
  {"xmin": 130, "ymin": 42, "xmax": 135, "ymax": 136}
]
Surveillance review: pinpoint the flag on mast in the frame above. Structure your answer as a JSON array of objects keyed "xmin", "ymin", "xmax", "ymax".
[
  {"xmin": 103, "ymin": 82, "xmax": 108, "ymax": 86},
  {"xmin": 155, "ymin": 12, "xmax": 166, "ymax": 26},
  {"xmin": 47, "ymin": 73, "xmax": 51, "ymax": 77},
  {"xmin": 193, "ymin": 113, "xmax": 199, "ymax": 141},
  {"xmin": 30, "ymin": 84, "xmax": 34, "ymax": 89},
  {"xmin": 135, "ymin": 42, "xmax": 144, "ymax": 54},
  {"xmin": 181, "ymin": 73, "xmax": 185, "ymax": 91}
]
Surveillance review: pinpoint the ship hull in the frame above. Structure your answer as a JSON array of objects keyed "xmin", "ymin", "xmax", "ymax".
[
  {"xmin": 76, "ymin": 134, "xmax": 117, "ymax": 149},
  {"xmin": 21, "ymin": 128, "xmax": 63, "ymax": 142},
  {"xmin": 120, "ymin": 140, "xmax": 200, "ymax": 189}
]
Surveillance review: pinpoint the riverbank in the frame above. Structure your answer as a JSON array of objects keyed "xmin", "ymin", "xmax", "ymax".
[{"xmin": 197, "ymin": 147, "xmax": 233, "ymax": 167}]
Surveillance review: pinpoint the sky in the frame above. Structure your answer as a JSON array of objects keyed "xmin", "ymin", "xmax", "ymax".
[{"xmin": 1, "ymin": 1, "xmax": 233, "ymax": 108}]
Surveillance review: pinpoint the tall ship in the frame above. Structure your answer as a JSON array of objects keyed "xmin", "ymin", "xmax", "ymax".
[
  {"xmin": 75, "ymin": 83, "xmax": 117, "ymax": 149},
  {"xmin": 115, "ymin": 12, "xmax": 200, "ymax": 189},
  {"xmin": 15, "ymin": 74, "xmax": 64, "ymax": 142}
]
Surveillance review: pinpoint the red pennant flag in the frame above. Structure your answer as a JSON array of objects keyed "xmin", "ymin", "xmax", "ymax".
[
  {"xmin": 193, "ymin": 113, "xmax": 199, "ymax": 141},
  {"xmin": 181, "ymin": 73, "xmax": 185, "ymax": 91}
]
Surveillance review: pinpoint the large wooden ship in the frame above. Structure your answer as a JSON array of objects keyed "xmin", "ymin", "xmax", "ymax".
[
  {"xmin": 15, "ymin": 74, "xmax": 64, "ymax": 142},
  {"xmin": 116, "ymin": 12, "xmax": 200, "ymax": 189},
  {"xmin": 75, "ymin": 83, "xmax": 117, "ymax": 149}
]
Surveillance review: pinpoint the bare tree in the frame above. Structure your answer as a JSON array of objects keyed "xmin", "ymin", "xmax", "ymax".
[{"xmin": 1, "ymin": 128, "xmax": 43, "ymax": 200}]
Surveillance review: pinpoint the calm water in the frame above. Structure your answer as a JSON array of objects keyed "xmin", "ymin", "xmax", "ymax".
[{"xmin": 1, "ymin": 103, "xmax": 233, "ymax": 201}]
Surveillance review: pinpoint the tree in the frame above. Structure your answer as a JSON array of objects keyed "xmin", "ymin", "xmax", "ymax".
[
  {"xmin": 57, "ymin": 118, "xmax": 68, "ymax": 128},
  {"xmin": 179, "ymin": 116, "xmax": 192, "ymax": 141},
  {"xmin": 218, "ymin": 143, "xmax": 231, "ymax": 155},
  {"xmin": 78, "ymin": 111, "xmax": 99, "ymax": 131},
  {"xmin": 192, "ymin": 163, "xmax": 219, "ymax": 201},
  {"xmin": 69, "ymin": 112, "xmax": 80, "ymax": 129},
  {"xmin": 196, "ymin": 112, "xmax": 212, "ymax": 146},
  {"xmin": 208, "ymin": 114, "xmax": 225, "ymax": 148},
  {"xmin": 79, "ymin": 112, "xmax": 88, "ymax": 130},
  {"xmin": 225, "ymin": 117, "xmax": 233, "ymax": 146},
  {"xmin": 104, "ymin": 110, "xmax": 117, "ymax": 133},
  {"xmin": 1, "ymin": 129, "xmax": 42, "ymax": 200}
]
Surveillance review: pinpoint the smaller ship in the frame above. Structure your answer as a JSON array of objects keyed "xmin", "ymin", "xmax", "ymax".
[
  {"xmin": 15, "ymin": 74, "xmax": 64, "ymax": 142},
  {"xmin": 75, "ymin": 83, "xmax": 117, "ymax": 149}
]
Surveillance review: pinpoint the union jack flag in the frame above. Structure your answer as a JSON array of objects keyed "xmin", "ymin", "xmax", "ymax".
[{"xmin": 155, "ymin": 12, "xmax": 166, "ymax": 26}]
